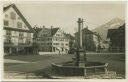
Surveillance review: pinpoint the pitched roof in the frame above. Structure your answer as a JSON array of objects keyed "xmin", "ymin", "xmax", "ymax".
[
  {"xmin": 33, "ymin": 27, "xmax": 42, "ymax": 33},
  {"xmin": 64, "ymin": 33, "xmax": 75, "ymax": 40},
  {"xmin": 75, "ymin": 27, "xmax": 98, "ymax": 36},
  {"xmin": 107, "ymin": 23, "xmax": 125, "ymax": 38},
  {"xmin": 75, "ymin": 27, "xmax": 102, "ymax": 40},
  {"xmin": 3, "ymin": 4, "xmax": 35, "ymax": 33},
  {"xmin": 3, "ymin": 4, "xmax": 12, "ymax": 11},
  {"xmin": 51, "ymin": 28, "xmax": 59, "ymax": 36},
  {"xmin": 83, "ymin": 28, "xmax": 94, "ymax": 34},
  {"xmin": 33, "ymin": 27, "xmax": 59, "ymax": 36}
]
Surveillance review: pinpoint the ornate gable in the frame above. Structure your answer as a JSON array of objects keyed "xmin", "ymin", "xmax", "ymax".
[{"xmin": 3, "ymin": 4, "xmax": 35, "ymax": 33}]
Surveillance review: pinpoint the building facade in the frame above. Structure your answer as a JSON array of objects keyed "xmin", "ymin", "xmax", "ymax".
[
  {"xmin": 64, "ymin": 34, "xmax": 75, "ymax": 54},
  {"xmin": 33, "ymin": 26, "xmax": 69, "ymax": 54},
  {"xmin": 107, "ymin": 24, "xmax": 125, "ymax": 52},
  {"xmin": 3, "ymin": 4, "xmax": 35, "ymax": 55},
  {"xmin": 75, "ymin": 27, "xmax": 101, "ymax": 52}
]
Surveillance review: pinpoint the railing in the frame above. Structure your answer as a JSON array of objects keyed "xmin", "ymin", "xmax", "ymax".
[
  {"xmin": 18, "ymin": 43, "xmax": 32, "ymax": 46},
  {"xmin": 51, "ymin": 62, "xmax": 108, "ymax": 76},
  {"xmin": 4, "ymin": 42, "xmax": 33, "ymax": 46},
  {"xmin": 4, "ymin": 42, "xmax": 14, "ymax": 46}
]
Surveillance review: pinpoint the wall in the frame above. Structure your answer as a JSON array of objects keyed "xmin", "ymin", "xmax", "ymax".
[{"xmin": 4, "ymin": 7, "xmax": 33, "ymax": 45}]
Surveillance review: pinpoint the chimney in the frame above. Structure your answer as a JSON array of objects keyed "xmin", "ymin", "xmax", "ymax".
[
  {"xmin": 51, "ymin": 26, "xmax": 53, "ymax": 36},
  {"xmin": 43, "ymin": 25, "xmax": 45, "ymax": 28}
]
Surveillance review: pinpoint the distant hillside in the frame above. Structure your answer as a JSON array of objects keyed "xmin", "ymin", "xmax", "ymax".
[{"xmin": 93, "ymin": 17, "xmax": 124, "ymax": 41}]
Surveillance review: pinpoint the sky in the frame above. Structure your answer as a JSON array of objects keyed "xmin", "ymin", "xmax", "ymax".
[{"xmin": 4, "ymin": 1, "xmax": 125, "ymax": 35}]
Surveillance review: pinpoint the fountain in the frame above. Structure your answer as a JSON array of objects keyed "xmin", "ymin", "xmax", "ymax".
[{"xmin": 51, "ymin": 18, "xmax": 108, "ymax": 77}]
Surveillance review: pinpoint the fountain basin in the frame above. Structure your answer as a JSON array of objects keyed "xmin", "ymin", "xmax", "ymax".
[{"xmin": 51, "ymin": 61, "xmax": 108, "ymax": 76}]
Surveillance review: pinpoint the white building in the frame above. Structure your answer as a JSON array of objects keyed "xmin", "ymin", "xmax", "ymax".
[
  {"xmin": 3, "ymin": 4, "xmax": 35, "ymax": 55},
  {"xmin": 34, "ymin": 26, "xmax": 69, "ymax": 54}
]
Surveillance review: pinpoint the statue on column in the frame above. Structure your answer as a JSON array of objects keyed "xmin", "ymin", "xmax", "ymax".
[{"xmin": 74, "ymin": 18, "xmax": 86, "ymax": 67}]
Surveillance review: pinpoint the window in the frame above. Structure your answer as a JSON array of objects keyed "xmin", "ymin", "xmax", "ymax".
[
  {"xmin": 66, "ymin": 43, "xmax": 69, "ymax": 46},
  {"xmin": 6, "ymin": 37, "xmax": 11, "ymax": 43},
  {"xmin": 41, "ymin": 34, "xmax": 43, "ymax": 37},
  {"xmin": 19, "ymin": 38, "xmax": 23, "ymax": 43},
  {"xmin": 48, "ymin": 38, "xmax": 52, "ymax": 41},
  {"xmin": 25, "ymin": 38, "xmax": 31, "ymax": 44},
  {"xmin": 17, "ymin": 22, "xmax": 22, "ymax": 28},
  {"xmin": 19, "ymin": 32, "xmax": 24, "ymax": 37},
  {"xmin": 18, "ymin": 17, "xmax": 21, "ymax": 20},
  {"xmin": 24, "ymin": 25, "xmax": 27, "ymax": 28},
  {"xmin": 65, "ymin": 39, "xmax": 68, "ymax": 42},
  {"xmin": 56, "ymin": 34, "xmax": 60, "ymax": 37},
  {"xmin": 54, "ymin": 43, "xmax": 60, "ymax": 45},
  {"xmin": 5, "ymin": 14, "xmax": 8, "ymax": 18},
  {"xmin": 19, "ymin": 32, "xmax": 24, "ymax": 43},
  {"xmin": 5, "ymin": 30, "xmax": 12, "ymax": 43},
  {"xmin": 37, "ymin": 38, "xmax": 40, "ymax": 41},
  {"xmin": 44, "ymin": 34, "xmax": 47, "ymax": 37},
  {"xmin": 61, "ymin": 43, "xmax": 64, "ymax": 46},
  {"xmin": 14, "ymin": 31, "xmax": 16, "ymax": 35},
  {"xmin": 27, "ymin": 33, "xmax": 31, "ymax": 37},
  {"xmin": 4, "ymin": 20, "xmax": 9, "ymax": 26},
  {"xmin": 47, "ymin": 43, "xmax": 52, "ymax": 45},
  {"xmin": 62, "ymin": 48, "xmax": 64, "ymax": 51},
  {"xmin": 10, "ymin": 12, "xmax": 16, "ymax": 19},
  {"xmin": 41, "ymin": 43, "xmax": 44, "ymax": 45},
  {"xmin": 6, "ymin": 30, "xmax": 11, "ymax": 35}
]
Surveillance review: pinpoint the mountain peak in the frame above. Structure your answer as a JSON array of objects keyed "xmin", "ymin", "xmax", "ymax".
[
  {"xmin": 111, "ymin": 17, "xmax": 123, "ymax": 21},
  {"xmin": 93, "ymin": 17, "xmax": 124, "ymax": 41},
  {"xmin": 109, "ymin": 17, "xmax": 123, "ymax": 23}
]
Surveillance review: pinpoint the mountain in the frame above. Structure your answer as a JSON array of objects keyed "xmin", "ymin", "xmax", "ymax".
[{"xmin": 93, "ymin": 17, "xmax": 124, "ymax": 41}]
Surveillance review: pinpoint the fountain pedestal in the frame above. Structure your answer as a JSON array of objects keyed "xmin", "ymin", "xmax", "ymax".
[
  {"xmin": 51, "ymin": 18, "xmax": 109, "ymax": 77},
  {"xmin": 74, "ymin": 48, "xmax": 86, "ymax": 67}
]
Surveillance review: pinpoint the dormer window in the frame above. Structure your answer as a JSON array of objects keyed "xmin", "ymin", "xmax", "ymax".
[
  {"xmin": 17, "ymin": 22, "xmax": 22, "ymax": 28},
  {"xmin": 10, "ymin": 12, "xmax": 16, "ymax": 20}
]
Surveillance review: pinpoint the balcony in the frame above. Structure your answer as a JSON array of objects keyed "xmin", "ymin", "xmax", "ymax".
[
  {"xmin": 18, "ymin": 42, "xmax": 32, "ymax": 46},
  {"xmin": 4, "ymin": 42, "xmax": 14, "ymax": 46},
  {"xmin": 4, "ymin": 41, "xmax": 33, "ymax": 47}
]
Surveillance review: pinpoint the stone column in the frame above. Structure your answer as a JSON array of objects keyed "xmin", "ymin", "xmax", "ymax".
[{"xmin": 77, "ymin": 18, "xmax": 83, "ymax": 49}]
